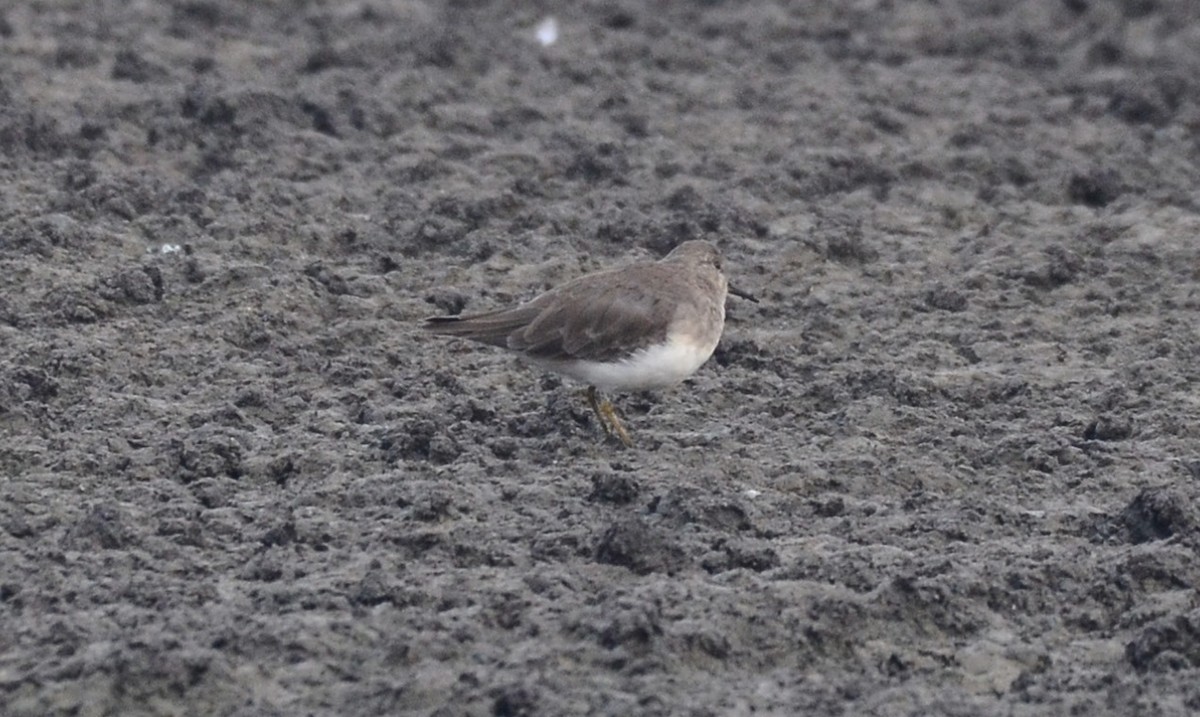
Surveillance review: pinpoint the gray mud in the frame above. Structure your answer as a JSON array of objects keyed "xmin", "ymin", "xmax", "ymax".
[{"xmin": 2, "ymin": 1, "xmax": 1200, "ymax": 715}]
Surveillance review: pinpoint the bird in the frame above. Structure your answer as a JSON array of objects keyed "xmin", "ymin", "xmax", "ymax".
[{"xmin": 421, "ymin": 240, "xmax": 757, "ymax": 446}]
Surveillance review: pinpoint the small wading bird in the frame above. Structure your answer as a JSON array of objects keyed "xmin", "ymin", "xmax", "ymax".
[{"xmin": 422, "ymin": 240, "xmax": 757, "ymax": 446}]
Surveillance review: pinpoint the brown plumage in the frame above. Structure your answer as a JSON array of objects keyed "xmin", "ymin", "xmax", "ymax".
[{"xmin": 422, "ymin": 240, "xmax": 756, "ymax": 445}]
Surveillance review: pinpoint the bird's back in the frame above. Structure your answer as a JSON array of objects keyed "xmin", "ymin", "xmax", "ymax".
[{"xmin": 424, "ymin": 261, "xmax": 715, "ymax": 362}]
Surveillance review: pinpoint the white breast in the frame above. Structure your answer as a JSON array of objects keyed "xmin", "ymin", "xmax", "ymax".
[{"xmin": 534, "ymin": 334, "xmax": 719, "ymax": 392}]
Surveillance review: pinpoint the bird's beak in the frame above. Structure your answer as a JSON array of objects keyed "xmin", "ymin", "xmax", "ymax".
[{"xmin": 728, "ymin": 283, "xmax": 759, "ymax": 303}]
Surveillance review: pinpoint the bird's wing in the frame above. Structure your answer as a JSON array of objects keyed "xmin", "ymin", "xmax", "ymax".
[{"xmin": 509, "ymin": 268, "xmax": 677, "ymax": 363}]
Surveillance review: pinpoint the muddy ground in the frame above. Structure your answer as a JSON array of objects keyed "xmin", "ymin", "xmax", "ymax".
[{"xmin": 2, "ymin": 1, "xmax": 1200, "ymax": 715}]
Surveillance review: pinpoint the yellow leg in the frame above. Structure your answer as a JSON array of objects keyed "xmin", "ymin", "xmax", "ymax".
[
  {"xmin": 585, "ymin": 387, "xmax": 609, "ymax": 437},
  {"xmin": 600, "ymin": 399, "xmax": 633, "ymax": 447},
  {"xmin": 585, "ymin": 387, "xmax": 633, "ymax": 447}
]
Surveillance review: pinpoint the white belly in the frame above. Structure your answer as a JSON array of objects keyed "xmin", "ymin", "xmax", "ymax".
[{"xmin": 534, "ymin": 335, "xmax": 718, "ymax": 392}]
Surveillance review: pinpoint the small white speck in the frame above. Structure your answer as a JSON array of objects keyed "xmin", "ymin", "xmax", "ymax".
[
  {"xmin": 159, "ymin": 244, "xmax": 182, "ymax": 254},
  {"xmin": 742, "ymin": 489, "xmax": 761, "ymax": 499},
  {"xmin": 535, "ymin": 17, "xmax": 558, "ymax": 47}
]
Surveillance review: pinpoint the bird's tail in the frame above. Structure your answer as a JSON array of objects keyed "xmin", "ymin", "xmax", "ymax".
[{"xmin": 422, "ymin": 308, "xmax": 536, "ymax": 349}]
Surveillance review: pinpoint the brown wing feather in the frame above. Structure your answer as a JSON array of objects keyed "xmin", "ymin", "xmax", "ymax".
[
  {"xmin": 509, "ymin": 266, "xmax": 679, "ymax": 363},
  {"xmin": 423, "ymin": 261, "xmax": 705, "ymax": 363}
]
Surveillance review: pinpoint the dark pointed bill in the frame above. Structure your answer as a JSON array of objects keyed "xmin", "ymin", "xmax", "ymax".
[{"xmin": 729, "ymin": 283, "xmax": 759, "ymax": 303}]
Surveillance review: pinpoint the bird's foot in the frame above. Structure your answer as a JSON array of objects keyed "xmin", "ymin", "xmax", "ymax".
[{"xmin": 585, "ymin": 387, "xmax": 633, "ymax": 447}]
